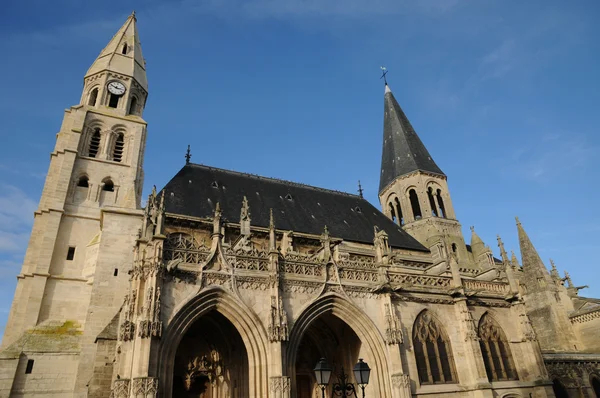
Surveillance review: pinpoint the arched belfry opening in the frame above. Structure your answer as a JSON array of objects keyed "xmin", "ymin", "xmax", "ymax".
[
  {"xmin": 172, "ymin": 310, "xmax": 248, "ymax": 397},
  {"xmin": 294, "ymin": 313, "xmax": 362, "ymax": 398}
]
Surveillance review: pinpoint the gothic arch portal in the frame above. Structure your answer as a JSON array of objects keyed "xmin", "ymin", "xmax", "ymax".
[
  {"xmin": 286, "ymin": 293, "xmax": 392, "ymax": 398},
  {"xmin": 157, "ymin": 287, "xmax": 269, "ymax": 397}
]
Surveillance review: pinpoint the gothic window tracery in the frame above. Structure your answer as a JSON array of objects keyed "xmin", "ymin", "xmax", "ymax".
[
  {"xmin": 478, "ymin": 313, "xmax": 518, "ymax": 381},
  {"xmin": 412, "ymin": 311, "xmax": 457, "ymax": 385},
  {"xmin": 436, "ymin": 189, "xmax": 446, "ymax": 218}
]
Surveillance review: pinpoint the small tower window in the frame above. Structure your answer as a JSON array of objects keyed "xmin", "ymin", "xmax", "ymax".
[
  {"xmin": 122, "ymin": 43, "xmax": 128, "ymax": 54},
  {"xmin": 389, "ymin": 203, "xmax": 397, "ymax": 223},
  {"xmin": 88, "ymin": 129, "xmax": 101, "ymax": 158},
  {"xmin": 451, "ymin": 243, "xmax": 457, "ymax": 253},
  {"xmin": 66, "ymin": 247, "xmax": 76, "ymax": 261},
  {"xmin": 112, "ymin": 134, "xmax": 124, "ymax": 162},
  {"xmin": 103, "ymin": 179, "xmax": 114, "ymax": 192},
  {"xmin": 427, "ymin": 187, "xmax": 438, "ymax": 217},
  {"xmin": 77, "ymin": 176, "xmax": 89, "ymax": 188},
  {"xmin": 409, "ymin": 189, "xmax": 422, "ymax": 220},
  {"xmin": 108, "ymin": 94, "xmax": 119, "ymax": 108},
  {"xmin": 128, "ymin": 96, "xmax": 138, "ymax": 115},
  {"xmin": 437, "ymin": 189, "xmax": 447, "ymax": 218},
  {"xmin": 88, "ymin": 88, "xmax": 98, "ymax": 106},
  {"xmin": 25, "ymin": 359, "xmax": 34, "ymax": 374}
]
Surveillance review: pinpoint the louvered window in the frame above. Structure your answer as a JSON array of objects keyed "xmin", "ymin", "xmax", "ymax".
[
  {"xmin": 88, "ymin": 129, "xmax": 101, "ymax": 158},
  {"xmin": 113, "ymin": 134, "xmax": 124, "ymax": 162}
]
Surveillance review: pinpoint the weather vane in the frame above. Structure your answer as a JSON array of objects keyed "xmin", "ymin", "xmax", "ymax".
[
  {"xmin": 185, "ymin": 145, "xmax": 192, "ymax": 164},
  {"xmin": 358, "ymin": 180, "xmax": 364, "ymax": 198},
  {"xmin": 380, "ymin": 66, "xmax": 388, "ymax": 85}
]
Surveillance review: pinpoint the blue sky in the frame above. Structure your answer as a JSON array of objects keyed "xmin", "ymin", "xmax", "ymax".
[{"xmin": 0, "ymin": 0, "xmax": 598, "ymax": 337}]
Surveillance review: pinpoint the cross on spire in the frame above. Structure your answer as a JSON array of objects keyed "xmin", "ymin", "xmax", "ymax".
[
  {"xmin": 380, "ymin": 66, "xmax": 388, "ymax": 85},
  {"xmin": 185, "ymin": 145, "xmax": 192, "ymax": 164},
  {"xmin": 358, "ymin": 180, "xmax": 364, "ymax": 198}
]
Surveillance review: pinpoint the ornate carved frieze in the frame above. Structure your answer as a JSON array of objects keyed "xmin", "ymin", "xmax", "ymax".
[
  {"xmin": 110, "ymin": 379, "xmax": 130, "ymax": 398},
  {"xmin": 268, "ymin": 296, "xmax": 289, "ymax": 342},
  {"xmin": 393, "ymin": 293, "xmax": 454, "ymax": 305},
  {"xmin": 164, "ymin": 232, "xmax": 210, "ymax": 268},
  {"xmin": 237, "ymin": 276, "xmax": 270, "ymax": 290},
  {"xmin": 466, "ymin": 298, "xmax": 512, "ymax": 308},
  {"xmin": 463, "ymin": 280, "xmax": 509, "ymax": 295},
  {"xmin": 570, "ymin": 309, "xmax": 600, "ymax": 324},
  {"xmin": 391, "ymin": 373, "xmax": 410, "ymax": 389},
  {"xmin": 388, "ymin": 273, "xmax": 452, "ymax": 288},
  {"xmin": 384, "ymin": 303, "xmax": 403, "ymax": 345},
  {"xmin": 269, "ymin": 376, "xmax": 291, "ymax": 393},
  {"xmin": 338, "ymin": 253, "xmax": 376, "ymax": 269},
  {"xmin": 339, "ymin": 268, "xmax": 379, "ymax": 282},
  {"xmin": 132, "ymin": 377, "xmax": 158, "ymax": 397},
  {"xmin": 280, "ymin": 261, "xmax": 323, "ymax": 277},
  {"xmin": 545, "ymin": 360, "xmax": 600, "ymax": 388},
  {"xmin": 203, "ymin": 272, "xmax": 231, "ymax": 288}
]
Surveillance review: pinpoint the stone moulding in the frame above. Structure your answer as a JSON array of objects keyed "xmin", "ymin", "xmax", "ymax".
[{"xmin": 570, "ymin": 308, "xmax": 600, "ymax": 324}]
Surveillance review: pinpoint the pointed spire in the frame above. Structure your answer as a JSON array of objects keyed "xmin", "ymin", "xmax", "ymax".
[
  {"xmin": 379, "ymin": 85, "xmax": 444, "ymax": 193},
  {"xmin": 470, "ymin": 226, "xmax": 485, "ymax": 255},
  {"xmin": 564, "ymin": 271, "xmax": 573, "ymax": 288},
  {"xmin": 516, "ymin": 216, "xmax": 552, "ymax": 282},
  {"xmin": 496, "ymin": 235, "xmax": 511, "ymax": 265},
  {"xmin": 269, "ymin": 208, "xmax": 276, "ymax": 252},
  {"xmin": 511, "ymin": 250, "xmax": 520, "ymax": 268},
  {"xmin": 86, "ymin": 13, "xmax": 147, "ymax": 92},
  {"xmin": 549, "ymin": 259, "xmax": 560, "ymax": 279},
  {"xmin": 240, "ymin": 196, "xmax": 251, "ymax": 236}
]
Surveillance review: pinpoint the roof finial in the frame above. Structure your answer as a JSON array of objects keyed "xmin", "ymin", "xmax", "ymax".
[
  {"xmin": 185, "ymin": 145, "xmax": 192, "ymax": 165},
  {"xmin": 358, "ymin": 180, "xmax": 364, "ymax": 198},
  {"xmin": 380, "ymin": 66, "xmax": 388, "ymax": 85},
  {"xmin": 131, "ymin": 10, "xmax": 137, "ymax": 20}
]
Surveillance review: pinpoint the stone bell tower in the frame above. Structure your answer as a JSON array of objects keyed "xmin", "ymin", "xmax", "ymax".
[
  {"xmin": 377, "ymin": 84, "xmax": 471, "ymax": 268},
  {"xmin": 0, "ymin": 13, "xmax": 149, "ymax": 398}
]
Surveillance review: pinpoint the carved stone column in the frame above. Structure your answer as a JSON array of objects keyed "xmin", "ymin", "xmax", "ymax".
[
  {"xmin": 269, "ymin": 376, "xmax": 291, "ymax": 398},
  {"xmin": 131, "ymin": 377, "xmax": 158, "ymax": 398},
  {"xmin": 391, "ymin": 373, "xmax": 411, "ymax": 398},
  {"xmin": 110, "ymin": 379, "xmax": 130, "ymax": 398}
]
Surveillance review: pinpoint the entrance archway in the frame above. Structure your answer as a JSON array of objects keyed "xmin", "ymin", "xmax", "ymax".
[
  {"xmin": 172, "ymin": 310, "xmax": 248, "ymax": 397},
  {"xmin": 287, "ymin": 294, "xmax": 391, "ymax": 398},
  {"xmin": 295, "ymin": 313, "xmax": 362, "ymax": 398},
  {"xmin": 158, "ymin": 287, "xmax": 269, "ymax": 397}
]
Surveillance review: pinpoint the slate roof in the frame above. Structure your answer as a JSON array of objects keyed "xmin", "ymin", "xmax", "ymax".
[
  {"xmin": 379, "ymin": 85, "xmax": 445, "ymax": 193},
  {"xmin": 161, "ymin": 163, "xmax": 428, "ymax": 252}
]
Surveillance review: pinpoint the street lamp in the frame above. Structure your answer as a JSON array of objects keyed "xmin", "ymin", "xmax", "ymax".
[
  {"xmin": 313, "ymin": 358, "xmax": 371, "ymax": 398},
  {"xmin": 314, "ymin": 358, "xmax": 332, "ymax": 398}
]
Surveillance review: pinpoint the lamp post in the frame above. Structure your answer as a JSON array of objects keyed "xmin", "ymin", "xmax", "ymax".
[{"xmin": 313, "ymin": 358, "xmax": 371, "ymax": 398}]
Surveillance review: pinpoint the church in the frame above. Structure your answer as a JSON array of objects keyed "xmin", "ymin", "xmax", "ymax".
[{"xmin": 0, "ymin": 13, "xmax": 599, "ymax": 398}]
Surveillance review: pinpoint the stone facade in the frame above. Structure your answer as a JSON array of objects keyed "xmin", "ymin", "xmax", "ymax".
[{"xmin": 1, "ymin": 13, "xmax": 599, "ymax": 398}]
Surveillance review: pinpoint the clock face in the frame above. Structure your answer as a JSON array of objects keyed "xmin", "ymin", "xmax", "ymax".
[{"xmin": 107, "ymin": 81, "xmax": 126, "ymax": 96}]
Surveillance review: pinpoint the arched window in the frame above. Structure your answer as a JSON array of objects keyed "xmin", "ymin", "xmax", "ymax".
[
  {"xmin": 122, "ymin": 43, "xmax": 128, "ymax": 54},
  {"xmin": 478, "ymin": 314, "xmax": 518, "ymax": 381},
  {"xmin": 409, "ymin": 189, "xmax": 422, "ymax": 220},
  {"xmin": 427, "ymin": 187, "xmax": 438, "ymax": 217},
  {"xmin": 108, "ymin": 94, "xmax": 119, "ymax": 108},
  {"xmin": 88, "ymin": 128, "xmax": 101, "ymax": 158},
  {"xmin": 77, "ymin": 176, "xmax": 89, "ymax": 188},
  {"xmin": 88, "ymin": 88, "xmax": 98, "ymax": 106},
  {"xmin": 552, "ymin": 379, "xmax": 568, "ymax": 398},
  {"xmin": 102, "ymin": 179, "xmax": 114, "ymax": 192},
  {"xmin": 413, "ymin": 311, "xmax": 457, "ymax": 384},
  {"xmin": 112, "ymin": 133, "xmax": 124, "ymax": 162},
  {"xmin": 590, "ymin": 374, "xmax": 600, "ymax": 397},
  {"xmin": 451, "ymin": 243, "xmax": 457, "ymax": 253},
  {"xmin": 128, "ymin": 96, "xmax": 138, "ymax": 115},
  {"xmin": 395, "ymin": 197, "xmax": 404, "ymax": 226},
  {"xmin": 436, "ymin": 189, "xmax": 447, "ymax": 218},
  {"xmin": 389, "ymin": 203, "xmax": 397, "ymax": 223}
]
